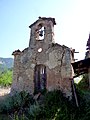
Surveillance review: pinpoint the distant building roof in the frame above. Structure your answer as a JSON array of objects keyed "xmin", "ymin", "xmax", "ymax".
[{"xmin": 72, "ymin": 58, "xmax": 90, "ymax": 77}]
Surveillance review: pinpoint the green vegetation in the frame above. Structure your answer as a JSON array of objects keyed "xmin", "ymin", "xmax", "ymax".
[
  {"xmin": 78, "ymin": 74, "xmax": 89, "ymax": 90},
  {"xmin": 0, "ymin": 69, "xmax": 13, "ymax": 87},
  {"xmin": 0, "ymin": 73, "xmax": 90, "ymax": 119},
  {"xmin": 0, "ymin": 88, "xmax": 90, "ymax": 120}
]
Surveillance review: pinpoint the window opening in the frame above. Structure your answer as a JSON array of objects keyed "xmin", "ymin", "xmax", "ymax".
[
  {"xmin": 39, "ymin": 26, "xmax": 44, "ymax": 40},
  {"xmin": 35, "ymin": 24, "xmax": 45, "ymax": 40},
  {"xmin": 38, "ymin": 48, "xmax": 42, "ymax": 52},
  {"xmin": 34, "ymin": 65, "xmax": 46, "ymax": 93}
]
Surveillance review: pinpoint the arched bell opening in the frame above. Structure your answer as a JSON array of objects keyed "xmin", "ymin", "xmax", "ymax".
[{"xmin": 35, "ymin": 23, "xmax": 45, "ymax": 40}]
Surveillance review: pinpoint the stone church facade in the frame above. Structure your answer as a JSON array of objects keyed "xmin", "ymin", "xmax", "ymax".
[{"xmin": 11, "ymin": 17, "xmax": 74, "ymax": 99}]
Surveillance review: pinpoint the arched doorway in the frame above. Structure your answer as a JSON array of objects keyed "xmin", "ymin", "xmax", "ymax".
[{"xmin": 34, "ymin": 64, "xmax": 47, "ymax": 93}]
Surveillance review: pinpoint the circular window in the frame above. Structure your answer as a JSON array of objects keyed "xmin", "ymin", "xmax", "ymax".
[{"xmin": 38, "ymin": 48, "xmax": 42, "ymax": 52}]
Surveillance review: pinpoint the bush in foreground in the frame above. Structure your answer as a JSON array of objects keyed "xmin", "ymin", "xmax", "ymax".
[{"xmin": 0, "ymin": 89, "xmax": 90, "ymax": 120}]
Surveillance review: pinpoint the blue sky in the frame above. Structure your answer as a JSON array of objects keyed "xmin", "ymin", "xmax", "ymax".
[{"xmin": 0, "ymin": 0, "xmax": 90, "ymax": 60}]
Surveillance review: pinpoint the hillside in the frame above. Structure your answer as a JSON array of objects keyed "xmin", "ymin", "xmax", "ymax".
[{"xmin": 0, "ymin": 57, "xmax": 13, "ymax": 72}]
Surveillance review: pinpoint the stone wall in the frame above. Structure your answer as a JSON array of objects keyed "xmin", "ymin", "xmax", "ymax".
[{"xmin": 11, "ymin": 43, "xmax": 73, "ymax": 99}]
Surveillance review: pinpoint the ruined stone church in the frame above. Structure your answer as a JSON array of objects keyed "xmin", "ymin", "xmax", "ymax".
[{"xmin": 11, "ymin": 17, "xmax": 74, "ymax": 99}]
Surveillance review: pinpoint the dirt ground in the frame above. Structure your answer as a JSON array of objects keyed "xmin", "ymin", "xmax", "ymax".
[{"xmin": 0, "ymin": 87, "xmax": 11, "ymax": 96}]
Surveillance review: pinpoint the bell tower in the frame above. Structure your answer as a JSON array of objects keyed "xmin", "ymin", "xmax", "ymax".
[{"xmin": 29, "ymin": 17, "xmax": 56, "ymax": 49}]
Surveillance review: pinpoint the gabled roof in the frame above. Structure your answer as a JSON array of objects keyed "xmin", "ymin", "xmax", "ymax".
[{"xmin": 29, "ymin": 17, "xmax": 56, "ymax": 28}]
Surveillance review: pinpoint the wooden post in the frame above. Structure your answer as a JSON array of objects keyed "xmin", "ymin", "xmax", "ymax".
[
  {"xmin": 72, "ymin": 79, "xmax": 79, "ymax": 107},
  {"xmin": 88, "ymin": 67, "xmax": 90, "ymax": 88}
]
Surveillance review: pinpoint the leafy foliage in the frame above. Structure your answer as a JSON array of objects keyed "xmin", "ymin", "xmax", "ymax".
[
  {"xmin": 0, "ymin": 83, "xmax": 90, "ymax": 120},
  {"xmin": 78, "ymin": 74, "xmax": 89, "ymax": 89},
  {"xmin": 0, "ymin": 69, "xmax": 13, "ymax": 87},
  {"xmin": 0, "ymin": 90, "xmax": 89, "ymax": 120}
]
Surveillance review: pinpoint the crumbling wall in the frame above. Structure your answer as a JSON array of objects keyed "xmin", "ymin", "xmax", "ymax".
[
  {"xmin": 11, "ymin": 17, "xmax": 73, "ymax": 99},
  {"xmin": 11, "ymin": 44, "xmax": 73, "ymax": 99},
  {"xmin": 45, "ymin": 44, "xmax": 73, "ymax": 99}
]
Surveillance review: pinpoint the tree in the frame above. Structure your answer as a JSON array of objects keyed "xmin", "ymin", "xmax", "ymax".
[{"xmin": 0, "ymin": 70, "xmax": 13, "ymax": 87}]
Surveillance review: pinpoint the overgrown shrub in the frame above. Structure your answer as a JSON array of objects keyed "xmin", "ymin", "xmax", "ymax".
[
  {"xmin": 0, "ymin": 91, "xmax": 34, "ymax": 114},
  {"xmin": 0, "ymin": 89, "xmax": 90, "ymax": 120}
]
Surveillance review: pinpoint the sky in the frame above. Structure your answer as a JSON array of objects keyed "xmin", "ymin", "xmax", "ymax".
[{"xmin": 0, "ymin": 0, "xmax": 90, "ymax": 60}]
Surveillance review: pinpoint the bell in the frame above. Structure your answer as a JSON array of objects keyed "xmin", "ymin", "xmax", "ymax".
[{"xmin": 39, "ymin": 30, "xmax": 43, "ymax": 37}]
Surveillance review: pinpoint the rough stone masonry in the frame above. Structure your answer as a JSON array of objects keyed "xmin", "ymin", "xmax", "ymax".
[{"xmin": 11, "ymin": 17, "xmax": 74, "ymax": 99}]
